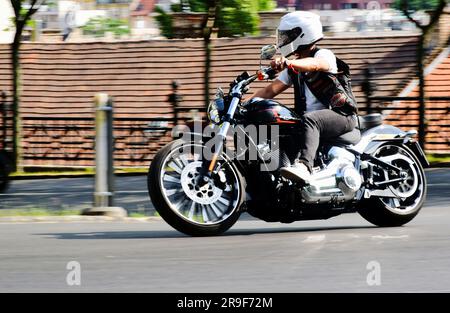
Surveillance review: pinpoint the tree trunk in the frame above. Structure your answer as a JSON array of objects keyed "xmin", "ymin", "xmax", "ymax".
[
  {"xmin": 417, "ymin": 34, "xmax": 426, "ymax": 150},
  {"xmin": 11, "ymin": 26, "xmax": 23, "ymax": 172},
  {"xmin": 203, "ymin": 1, "xmax": 219, "ymax": 111},
  {"xmin": 204, "ymin": 37, "xmax": 211, "ymax": 110}
]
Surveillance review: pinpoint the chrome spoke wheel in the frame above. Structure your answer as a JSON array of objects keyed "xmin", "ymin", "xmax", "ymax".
[
  {"xmin": 375, "ymin": 145, "xmax": 425, "ymax": 215},
  {"xmin": 159, "ymin": 144, "xmax": 241, "ymax": 225}
]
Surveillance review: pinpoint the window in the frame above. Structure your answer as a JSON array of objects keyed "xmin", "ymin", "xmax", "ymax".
[
  {"xmin": 323, "ymin": 3, "xmax": 332, "ymax": 10},
  {"xmin": 135, "ymin": 19, "xmax": 145, "ymax": 29},
  {"xmin": 97, "ymin": 0, "xmax": 131, "ymax": 4},
  {"xmin": 341, "ymin": 3, "xmax": 359, "ymax": 9}
]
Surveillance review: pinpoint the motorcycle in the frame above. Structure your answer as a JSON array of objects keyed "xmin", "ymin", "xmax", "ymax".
[{"xmin": 148, "ymin": 45, "xmax": 428, "ymax": 236}]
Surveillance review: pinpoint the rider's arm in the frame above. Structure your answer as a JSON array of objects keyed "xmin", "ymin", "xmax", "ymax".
[
  {"xmin": 246, "ymin": 79, "xmax": 290, "ymax": 101},
  {"xmin": 284, "ymin": 57, "xmax": 331, "ymax": 73}
]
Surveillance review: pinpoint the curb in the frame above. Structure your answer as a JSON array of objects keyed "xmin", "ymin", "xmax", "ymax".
[
  {"xmin": 430, "ymin": 162, "xmax": 450, "ymax": 168},
  {"xmin": 0, "ymin": 215, "xmax": 162, "ymax": 223},
  {"xmin": 10, "ymin": 163, "xmax": 449, "ymax": 180},
  {"xmin": 11, "ymin": 171, "xmax": 147, "ymax": 180}
]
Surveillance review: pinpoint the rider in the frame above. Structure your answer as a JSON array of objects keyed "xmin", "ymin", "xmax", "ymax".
[{"xmin": 248, "ymin": 11, "xmax": 357, "ymax": 182}]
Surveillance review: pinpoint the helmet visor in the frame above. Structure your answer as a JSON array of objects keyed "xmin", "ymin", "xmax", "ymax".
[{"xmin": 277, "ymin": 27, "xmax": 304, "ymax": 48}]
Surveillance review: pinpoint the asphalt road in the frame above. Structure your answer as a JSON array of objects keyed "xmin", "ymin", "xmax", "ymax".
[
  {"xmin": 0, "ymin": 175, "xmax": 153, "ymax": 214},
  {"xmin": 0, "ymin": 168, "xmax": 449, "ymax": 292},
  {"xmin": 1, "ymin": 168, "xmax": 449, "ymax": 214}
]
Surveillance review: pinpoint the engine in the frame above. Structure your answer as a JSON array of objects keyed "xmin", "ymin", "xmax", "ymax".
[{"xmin": 301, "ymin": 147, "xmax": 362, "ymax": 204}]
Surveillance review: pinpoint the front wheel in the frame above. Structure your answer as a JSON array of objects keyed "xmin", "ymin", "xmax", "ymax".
[
  {"xmin": 358, "ymin": 143, "xmax": 427, "ymax": 227},
  {"xmin": 148, "ymin": 139, "xmax": 245, "ymax": 236}
]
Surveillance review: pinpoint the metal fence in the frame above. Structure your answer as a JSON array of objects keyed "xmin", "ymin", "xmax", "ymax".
[
  {"xmin": 1, "ymin": 85, "xmax": 449, "ymax": 168},
  {"xmin": 13, "ymin": 81, "xmax": 206, "ymax": 167},
  {"xmin": 0, "ymin": 92, "xmax": 12, "ymax": 156}
]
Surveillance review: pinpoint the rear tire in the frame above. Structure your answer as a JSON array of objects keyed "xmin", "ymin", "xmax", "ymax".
[
  {"xmin": 148, "ymin": 139, "xmax": 245, "ymax": 236},
  {"xmin": 358, "ymin": 144, "xmax": 427, "ymax": 227}
]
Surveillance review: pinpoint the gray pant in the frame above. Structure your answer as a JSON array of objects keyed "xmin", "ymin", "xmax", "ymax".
[{"xmin": 297, "ymin": 109, "xmax": 357, "ymax": 171}]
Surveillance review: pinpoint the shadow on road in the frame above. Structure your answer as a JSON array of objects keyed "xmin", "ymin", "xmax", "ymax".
[{"xmin": 36, "ymin": 225, "xmax": 376, "ymax": 240}]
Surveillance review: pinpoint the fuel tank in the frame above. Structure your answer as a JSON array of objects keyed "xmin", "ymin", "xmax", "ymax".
[{"xmin": 243, "ymin": 97, "xmax": 301, "ymax": 126}]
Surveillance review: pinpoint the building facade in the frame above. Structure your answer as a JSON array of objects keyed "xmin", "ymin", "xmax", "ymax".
[{"xmin": 277, "ymin": 0, "xmax": 394, "ymax": 10}]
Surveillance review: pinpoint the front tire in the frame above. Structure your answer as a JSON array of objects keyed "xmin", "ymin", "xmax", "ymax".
[
  {"xmin": 148, "ymin": 139, "xmax": 245, "ymax": 236},
  {"xmin": 358, "ymin": 144, "xmax": 427, "ymax": 227}
]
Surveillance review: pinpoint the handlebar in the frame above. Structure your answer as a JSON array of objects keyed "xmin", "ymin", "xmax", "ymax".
[
  {"xmin": 257, "ymin": 67, "xmax": 277, "ymax": 81},
  {"xmin": 241, "ymin": 67, "xmax": 276, "ymax": 88},
  {"xmin": 229, "ymin": 67, "xmax": 277, "ymax": 97}
]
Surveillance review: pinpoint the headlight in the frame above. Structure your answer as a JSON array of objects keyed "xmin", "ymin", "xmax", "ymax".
[
  {"xmin": 207, "ymin": 88, "xmax": 225, "ymax": 125},
  {"xmin": 207, "ymin": 100, "xmax": 221, "ymax": 124}
]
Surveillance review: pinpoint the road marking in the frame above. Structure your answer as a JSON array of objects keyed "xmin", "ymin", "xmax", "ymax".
[
  {"xmin": 302, "ymin": 234, "xmax": 326, "ymax": 243},
  {"xmin": 405, "ymin": 289, "xmax": 450, "ymax": 293},
  {"xmin": 371, "ymin": 235, "xmax": 409, "ymax": 240}
]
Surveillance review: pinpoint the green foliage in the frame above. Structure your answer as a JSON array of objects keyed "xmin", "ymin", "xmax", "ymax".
[
  {"xmin": 155, "ymin": 6, "xmax": 174, "ymax": 38},
  {"xmin": 155, "ymin": 0, "xmax": 276, "ymax": 38},
  {"xmin": 217, "ymin": 0, "xmax": 260, "ymax": 37},
  {"xmin": 4, "ymin": 7, "xmax": 36, "ymax": 31},
  {"xmin": 393, "ymin": 0, "xmax": 441, "ymax": 11},
  {"xmin": 184, "ymin": 0, "xmax": 208, "ymax": 12},
  {"xmin": 258, "ymin": 0, "xmax": 276, "ymax": 11},
  {"xmin": 81, "ymin": 17, "xmax": 130, "ymax": 38}
]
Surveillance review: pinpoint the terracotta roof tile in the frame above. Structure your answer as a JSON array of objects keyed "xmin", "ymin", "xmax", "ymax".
[{"xmin": 387, "ymin": 53, "xmax": 450, "ymax": 153}]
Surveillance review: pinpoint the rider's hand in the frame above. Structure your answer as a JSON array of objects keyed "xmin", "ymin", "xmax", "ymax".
[{"xmin": 270, "ymin": 57, "xmax": 288, "ymax": 73}]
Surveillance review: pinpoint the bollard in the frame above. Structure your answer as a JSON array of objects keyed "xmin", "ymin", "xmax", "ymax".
[
  {"xmin": 168, "ymin": 80, "xmax": 182, "ymax": 126},
  {"xmin": 82, "ymin": 93, "xmax": 126, "ymax": 218},
  {"xmin": 1, "ymin": 91, "xmax": 6, "ymax": 149},
  {"xmin": 361, "ymin": 63, "xmax": 377, "ymax": 114}
]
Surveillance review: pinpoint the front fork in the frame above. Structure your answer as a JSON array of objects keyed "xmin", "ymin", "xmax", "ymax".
[{"xmin": 199, "ymin": 96, "xmax": 241, "ymax": 184}]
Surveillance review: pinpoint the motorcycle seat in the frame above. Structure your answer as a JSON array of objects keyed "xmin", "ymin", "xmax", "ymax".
[
  {"xmin": 325, "ymin": 128, "xmax": 361, "ymax": 146},
  {"xmin": 358, "ymin": 113, "xmax": 383, "ymax": 130}
]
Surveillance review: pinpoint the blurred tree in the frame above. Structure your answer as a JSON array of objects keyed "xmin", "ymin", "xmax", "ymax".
[
  {"xmin": 81, "ymin": 17, "xmax": 130, "ymax": 38},
  {"xmin": 9, "ymin": 0, "xmax": 45, "ymax": 171},
  {"xmin": 258, "ymin": 0, "xmax": 276, "ymax": 11},
  {"xmin": 393, "ymin": 0, "xmax": 440, "ymax": 11},
  {"xmin": 398, "ymin": 0, "xmax": 447, "ymax": 149},
  {"xmin": 203, "ymin": 0, "xmax": 220, "ymax": 109},
  {"xmin": 155, "ymin": 0, "xmax": 276, "ymax": 38},
  {"xmin": 155, "ymin": 6, "xmax": 174, "ymax": 38}
]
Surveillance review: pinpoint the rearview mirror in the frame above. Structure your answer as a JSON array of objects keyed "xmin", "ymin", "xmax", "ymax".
[{"xmin": 260, "ymin": 45, "xmax": 277, "ymax": 60}]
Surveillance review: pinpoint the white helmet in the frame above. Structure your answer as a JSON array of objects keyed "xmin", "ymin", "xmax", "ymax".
[{"xmin": 277, "ymin": 11, "xmax": 324, "ymax": 58}]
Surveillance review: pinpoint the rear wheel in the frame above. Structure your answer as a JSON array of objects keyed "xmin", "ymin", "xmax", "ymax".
[
  {"xmin": 358, "ymin": 144, "xmax": 427, "ymax": 227},
  {"xmin": 148, "ymin": 140, "xmax": 245, "ymax": 236}
]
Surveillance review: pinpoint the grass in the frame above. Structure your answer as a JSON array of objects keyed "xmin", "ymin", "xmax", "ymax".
[
  {"xmin": 128, "ymin": 212, "xmax": 147, "ymax": 218},
  {"xmin": 10, "ymin": 167, "xmax": 148, "ymax": 177},
  {"xmin": 0, "ymin": 207, "xmax": 160, "ymax": 218},
  {"xmin": 129, "ymin": 211, "xmax": 160, "ymax": 218},
  {"xmin": 0, "ymin": 208, "xmax": 82, "ymax": 217},
  {"xmin": 426, "ymin": 154, "xmax": 450, "ymax": 164}
]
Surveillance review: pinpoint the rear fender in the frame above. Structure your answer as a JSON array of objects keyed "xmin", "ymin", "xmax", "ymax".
[{"xmin": 357, "ymin": 125, "xmax": 428, "ymax": 168}]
